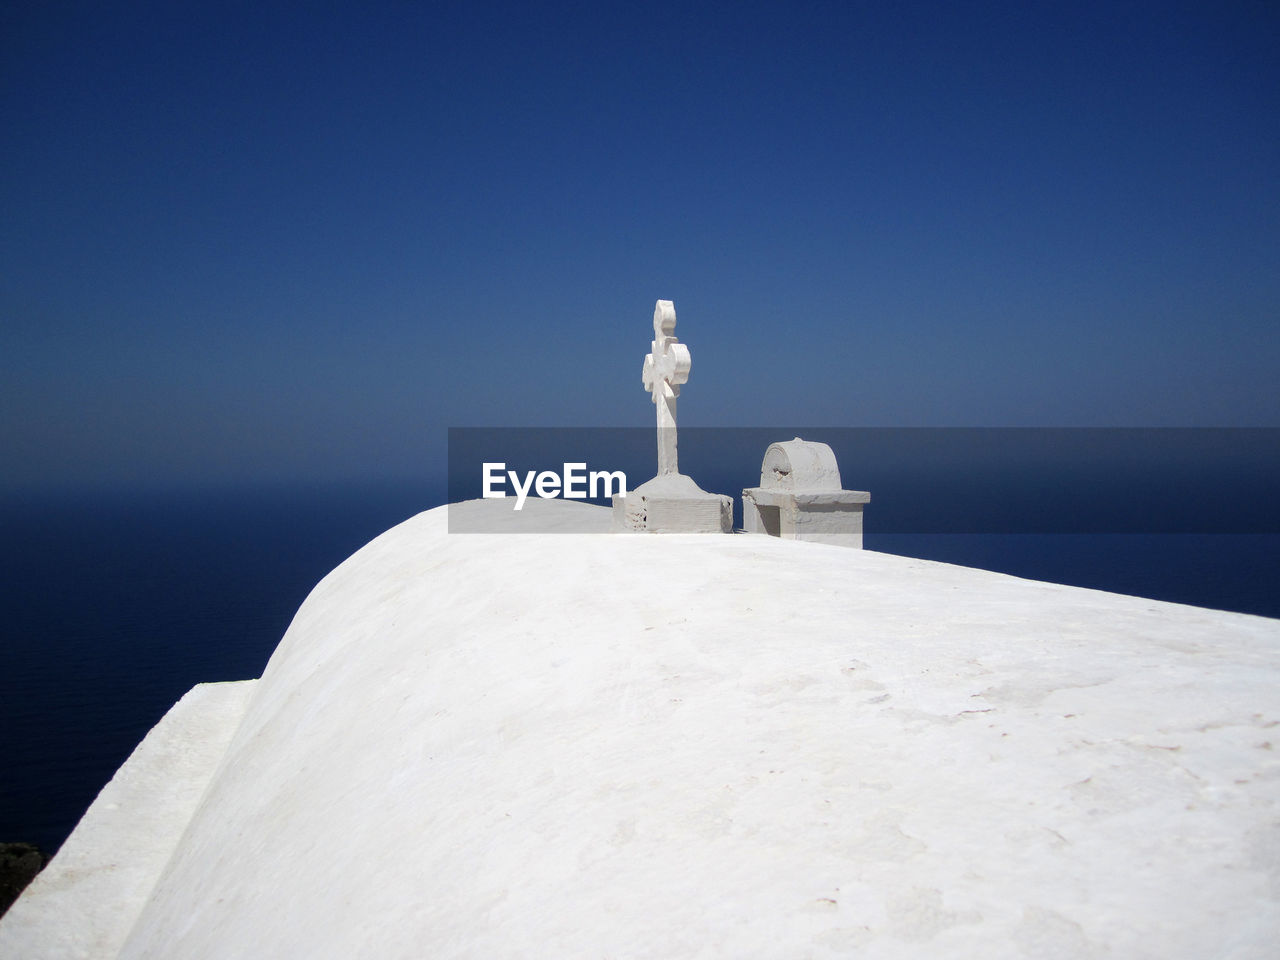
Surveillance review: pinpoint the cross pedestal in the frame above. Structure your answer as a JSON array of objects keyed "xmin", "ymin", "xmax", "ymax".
[
  {"xmin": 613, "ymin": 471, "xmax": 732, "ymax": 533},
  {"xmin": 613, "ymin": 300, "xmax": 731, "ymax": 534}
]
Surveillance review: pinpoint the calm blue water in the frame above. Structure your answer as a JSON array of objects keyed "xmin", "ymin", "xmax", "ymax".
[{"xmin": 1, "ymin": 481, "xmax": 1276, "ymax": 856}]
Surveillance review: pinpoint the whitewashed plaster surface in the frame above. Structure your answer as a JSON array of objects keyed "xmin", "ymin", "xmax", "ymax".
[{"xmin": 8, "ymin": 498, "xmax": 1280, "ymax": 959}]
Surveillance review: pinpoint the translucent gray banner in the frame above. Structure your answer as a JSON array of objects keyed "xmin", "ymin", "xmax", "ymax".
[{"xmin": 447, "ymin": 427, "xmax": 1280, "ymax": 534}]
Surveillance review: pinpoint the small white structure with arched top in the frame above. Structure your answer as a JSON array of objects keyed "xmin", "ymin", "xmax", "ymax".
[{"xmin": 742, "ymin": 438, "xmax": 870, "ymax": 546}]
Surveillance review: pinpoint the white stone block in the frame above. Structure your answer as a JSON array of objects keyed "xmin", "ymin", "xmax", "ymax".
[{"xmin": 613, "ymin": 473, "xmax": 732, "ymax": 534}]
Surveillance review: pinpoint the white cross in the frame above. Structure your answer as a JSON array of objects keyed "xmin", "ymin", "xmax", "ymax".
[{"xmin": 641, "ymin": 299, "xmax": 691, "ymax": 476}]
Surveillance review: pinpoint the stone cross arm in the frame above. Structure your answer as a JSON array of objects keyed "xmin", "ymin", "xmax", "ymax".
[{"xmin": 642, "ymin": 300, "xmax": 690, "ymax": 402}]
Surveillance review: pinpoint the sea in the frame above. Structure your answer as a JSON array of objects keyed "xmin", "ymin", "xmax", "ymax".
[{"xmin": 3, "ymin": 454, "xmax": 1278, "ymax": 856}]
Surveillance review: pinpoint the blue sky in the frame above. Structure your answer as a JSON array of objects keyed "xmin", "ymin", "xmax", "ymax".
[{"xmin": 2, "ymin": 1, "xmax": 1277, "ymax": 492}]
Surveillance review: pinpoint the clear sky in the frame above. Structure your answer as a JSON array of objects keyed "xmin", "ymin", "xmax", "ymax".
[{"xmin": 2, "ymin": 1, "xmax": 1277, "ymax": 492}]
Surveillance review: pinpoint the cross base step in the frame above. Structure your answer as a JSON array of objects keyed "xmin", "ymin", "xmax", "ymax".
[{"xmin": 612, "ymin": 474, "xmax": 732, "ymax": 534}]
